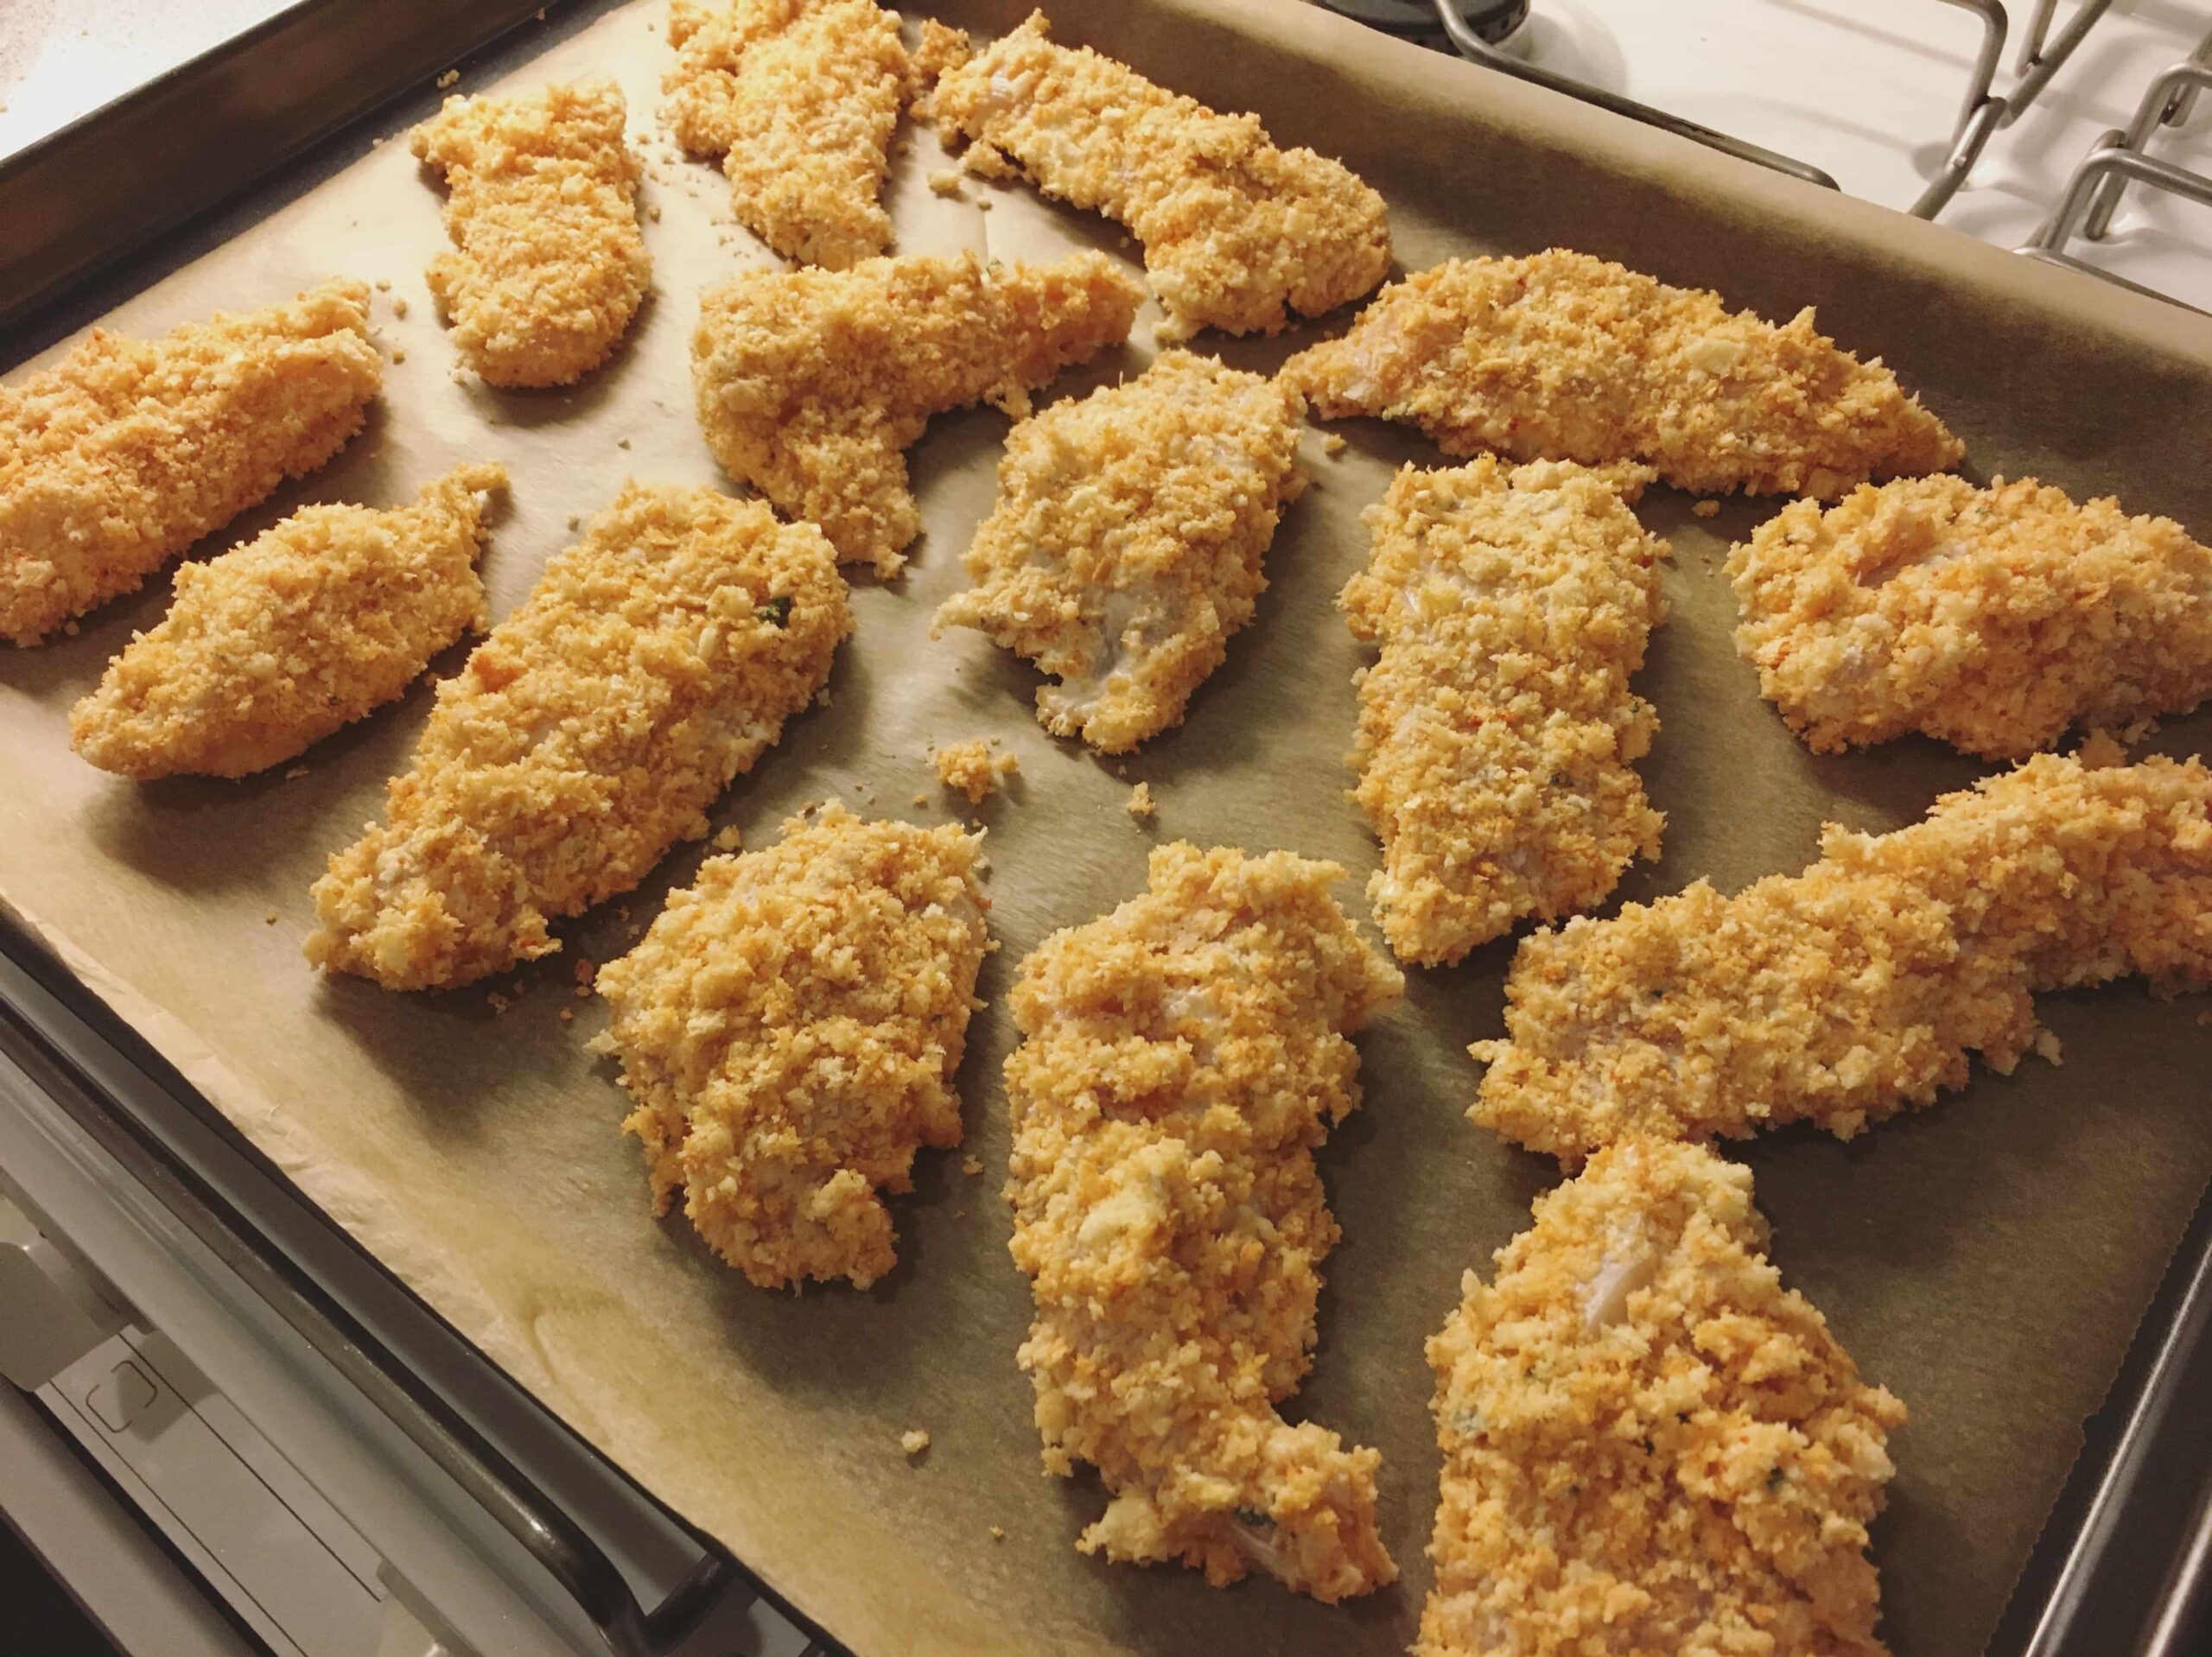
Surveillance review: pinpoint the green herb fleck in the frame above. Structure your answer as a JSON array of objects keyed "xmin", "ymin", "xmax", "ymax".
[{"xmin": 756, "ymin": 595, "xmax": 793, "ymax": 627}]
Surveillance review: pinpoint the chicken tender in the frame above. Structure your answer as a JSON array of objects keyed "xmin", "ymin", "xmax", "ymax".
[
  {"xmin": 410, "ymin": 80, "xmax": 650, "ymax": 387},
  {"xmin": 594, "ymin": 804, "xmax": 988, "ymax": 1289},
  {"xmin": 933, "ymin": 351, "xmax": 1305, "ymax": 751},
  {"xmin": 1472, "ymin": 752, "xmax": 2212, "ymax": 1162},
  {"xmin": 690, "ymin": 251, "xmax": 1141, "ymax": 574},
  {"xmin": 70, "ymin": 464, "xmax": 506, "ymax": 780},
  {"xmin": 929, "ymin": 11, "xmax": 1389, "ymax": 339},
  {"xmin": 1, "ymin": 281, "xmax": 381, "ymax": 646},
  {"xmin": 1423, "ymin": 1137, "xmax": 1906, "ymax": 1657},
  {"xmin": 1343, "ymin": 458, "xmax": 1668, "ymax": 966},
  {"xmin": 1284, "ymin": 251, "xmax": 1962, "ymax": 499},
  {"xmin": 307, "ymin": 484, "xmax": 849, "ymax": 990},
  {"xmin": 1005, "ymin": 843, "xmax": 1404, "ymax": 1601},
  {"xmin": 1731, "ymin": 473, "xmax": 2212, "ymax": 760},
  {"xmin": 664, "ymin": 0, "xmax": 909, "ymax": 269}
]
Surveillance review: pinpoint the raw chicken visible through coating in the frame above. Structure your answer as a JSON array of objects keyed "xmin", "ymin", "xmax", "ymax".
[
  {"xmin": 1343, "ymin": 458, "xmax": 1668, "ymax": 966},
  {"xmin": 1, "ymin": 281, "xmax": 381, "ymax": 646},
  {"xmin": 690, "ymin": 251, "xmax": 1141, "ymax": 574},
  {"xmin": 933, "ymin": 351, "xmax": 1306, "ymax": 752},
  {"xmin": 306, "ymin": 484, "xmax": 849, "ymax": 991},
  {"xmin": 1472, "ymin": 752, "xmax": 2212, "ymax": 1162},
  {"xmin": 1731, "ymin": 473, "xmax": 2212, "ymax": 760},
  {"xmin": 1284, "ymin": 251, "xmax": 1963, "ymax": 499},
  {"xmin": 410, "ymin": 81, "xmax": 650, "ymax": 387},
  {"xmin": 664, "ymin": 0, "xmax": 909, "ymax": 269},
  {"xmin": 595, "ymin": 805, "xmax": 988, "ymax": 1290},
  {"xmin": 1005, "ymin": 844, "xmax": 1404, "ymax": 1602},
  {"xmin": 1423, "ymin": 1138, "xmax": 1906, "ymax": 1657},
  {"xmin": 70, "ymin": 464, "xmax": 507, "ymax": 780},
  {"xmin": 929, "ymin": 11, "xmax": 1389, "ymax": 339}
]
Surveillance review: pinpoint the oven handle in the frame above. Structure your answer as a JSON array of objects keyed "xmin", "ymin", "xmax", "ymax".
[{"xmin": 0, "ymin": 926, "xmax": 745, "ymax": 1657}]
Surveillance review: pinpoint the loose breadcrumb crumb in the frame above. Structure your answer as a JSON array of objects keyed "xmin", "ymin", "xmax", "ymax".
[
  {"xmin": 1284, "ymin": 251, "xmax": 1962, "ymax": 499},
  {"xmin": 306, "ymin": 485, "xmax": 849, "ymax": 990},
  {"xmin": 596, "ymin": 804, "xmax": 989, "ymax": 1289},
  {"xmin": 265, "ymin": 911, "xmax": 280, "ymax": 925},
  {"xmin": 930, "ymin": 12, "xmax": 1389, "ymax": 338},
  {"xmin": 1343, "ymin": 458, "xmax": 1668, "ymax": 965},
  {"xmin": 1319, "ymin": 431, "xmax": 1347, "ymax": 456},
  {"xmin": 926, "ymin": 168, "xmax": 965, "ymax": 197},
  {"xmin": 1125, "ymin": 781, "xmax": 1155, "ymax": 820},
  {"xmin": 664, "ymin": 0, "xmax": 909, "ymax": 269},
  {"xmin": 690, "ymin": 251, "xmax": 1141, "ymax": 574},
  {"xmin": 962, "ymin": 1155, "xmax": 985, "ymax": 1176},
  {"xmin": 410, "ymin": 81, "xmax": 650, "ymax": 388},
  {"xmin": 989, "ymin": 1524, "xmax": 1007, "ymax": 1540},
  {"xmin": 391, "ymin": 295, "xmax": 410, "ymax": 320},
  {"xmin": 712, "ymin": 825, "xmax": 744, "ymax": 852},
  {"xmin": 1006, "ymin": 844, "xmax": 1404, "ymax": 1601},
  {"xmin": 435, "ymin": 69, "xmax": 460, "ymax": 91},
  {"xmin": 1730, "ymin": 473, "xmax": 2212, "ymax": 759},
  {"xmin": 71, "ymin": 464, "xmax": 506, "ymax": 778},
  {"xmin": 935, "ymin": 352, "xmax": 1306, "ymax": 751},
  {"xmin": 2, "ymin": 281, "xmax": 382, "ymax": 645},
  {"xmin": 285, "ymin": 765, "xmax": 310, "ymax": 779},
  {"xmin": 902, "ymin": 1428, "xmax": 932, "ymax": 1456},
  {"xmin": 1421, "ymin": 1138, "xmax": 1905, "ymax": 1657},
  {"xmin": 1471, "ymin": 752, "xmax": 2212, "ymax": 1161},
  {"xmin": 1692, "ymin": 498, "xmax": 1719, "ymax": 517},
  {"xmin": 931, "ymin": 738, "xmax": 1019, "ymax": 803}
]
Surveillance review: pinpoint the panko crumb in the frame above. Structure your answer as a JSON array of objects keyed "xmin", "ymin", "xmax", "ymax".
[
  {"xmin": 435, "ymin": 68, "xmax": 460, "ymax": 91},
  {"xmin": 1421, "ymin": 1138, "xmax": 1906, "ymax": 1657},
  {"xmin": 901, "ymin": 1428, "xmax": 932, "ymax": 1456},
  {"xmin": 926, "ymin": 168, "xmax": 965, "ymax": 197},
  {"xmin": 935, "ymin": 352, "xmax": 1306, "ymax": 752},
  {"xmin": 711, "ymin": 825, "xmax": 744, "ymax": 852},
  {"xmin": 285, "ymin": 765, "xmax": 310, "ymax": 779},
  {"xmin": 1319, "ymin": 431, "xmax": 1347, "ymax": 456},
  {"xmin": 930, "ymin": 12, "xmax": 1389, "ymax": 338},
  {"xmin": 2, "ymin": 281, "xmax": 382, "ymax": 646},
  {"xmin": 989, "ymin": 1524, "xmax": 1007, "ymax": 1541},
  {"xmin": 1284, "ymin": 250, "xmax": 1962, "ymax": 499},
  {"xmin": 391, "ymin": 295, "xmax": 410, "ymax": 320},
  {"xmin": 690, "ymin": 251, "xmax": 1140, "ymax": 574},
  {"xmin": 596, "ymin": 804, "xmax": 989, "ymax": 1289},
  {"xmin": 306, "ymin": 485, "xmax": 850, "ymax": 990},
  {"xmin": 962, "ymin": 1154, "xmax": 985, "ymax": 1176},
  {"xmin": 1692, "ymin": 498, "xmax": 1719, "ymax": 517},
  {"xmin": 1472, "ymin": 752, "xmax": 2212, "ymax": 1162},
  {"xmin": 1006, "ymin": 844, "xmax": 1404, "ymax": 1601},
  {"xmin": 71, "ymin": 464, "xmax": 506, "ymax": 779},
  {"xmin": 1343, "ymin": 458, "xmax": 1669, "ymax": 966},
  {"xmin": 1730, "ymin": 474, "xmax": 2212, "ymax": 759},
  {"xmin": 664, "ymin": 0, "xmax": 909, "ymax": 269},
  {"xmin": 932, "ymin": 738, "xmax": 1018, "ymax": 803},
  {"xmin": 264, "ymin": 911, "xmax": 280, "ymax": 925},
  {"xmin": 1125, "ymin": 781, "xmax": 1155, "ymax": 820},
  {"xmin": 410, "ymin": 81, "xmax": 650, "ymax": 388}
]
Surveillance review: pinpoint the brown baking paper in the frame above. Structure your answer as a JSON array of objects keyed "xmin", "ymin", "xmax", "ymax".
[{"xmin": 4, "ymin": 2, "xmax": 2211, "ymax": 1651}]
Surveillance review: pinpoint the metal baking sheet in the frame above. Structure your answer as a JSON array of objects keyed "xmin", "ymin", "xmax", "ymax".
[{"xmin": 3, "ymin": 2, "xmax": 2210, "ymax": 1652}]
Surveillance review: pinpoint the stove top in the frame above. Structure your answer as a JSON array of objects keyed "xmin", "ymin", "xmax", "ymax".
[{"xmin": 1317, "ymin": 0, "xmax": 2212, "ymax": 308}]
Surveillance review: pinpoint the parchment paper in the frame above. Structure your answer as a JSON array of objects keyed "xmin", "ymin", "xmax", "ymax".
[{"xmin": 4, "ymin": 3, "xmax": 2211, "ymax": 1652}]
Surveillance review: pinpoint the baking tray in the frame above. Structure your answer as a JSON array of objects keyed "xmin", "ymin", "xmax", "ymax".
[{"xmin": 3, "ymin": 1, "xmax": 2210, "ymax": 1653}]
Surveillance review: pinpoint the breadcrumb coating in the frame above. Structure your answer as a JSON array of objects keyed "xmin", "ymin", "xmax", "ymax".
[
  {"xmin": 690, "ymin": 251, "xmax": 1141, "ymax": 574},
  {"xmin": 1005, "ymin": 843, "xmax": 1404, "ymax": 1601},
  {"xmin": 933, "ymin": 351, "xmax": 1305, "ymax": 751},
  {"xmin": 1, "ymin": 281, "xmax": 382, "ymax": 646},
  {"xmin": 1423, "ymin": 1138, "xmax": 1905, "ymax": 1657},
  {"xmin": 1730, "ymin": 473, "xmax": 2212, "ymax": 760},
  {"xmin": 1284, "ymin": 251, "xmax": 1963, "ymax": 499},
  {"xmin": 663, "ymin": 0, "xmax": 909, "ymax": 269},
  {"xmin": 929, "ymin": 11, "xmax": 1389, "ymax": 340},
  {"xmin": 931, "ymin": 738, "xmax": 1018, "ymax": 803},
  {"xmin": 306, "ymin": 484, "xmax": 849, "ymax": 990},
  {"xmin": 410, "ymin": 80, "xmax": 650, "ymax": 387},
  {"xmin": 1472, "ymin": 752, "xmax": 2212, "ymax": 1162},
  {"xmin": 70, "ymin": 464, "xmax": 507, "ymax": 779},
  {"xmin": 1343, "ymin": 458, "xmax": 1668, "ymax": 966},
  {"xmin": 594, "ymin": 803, "xmax": 988, "ymax": 1289}
]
